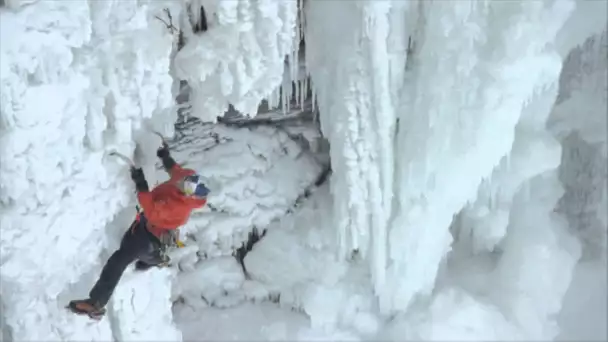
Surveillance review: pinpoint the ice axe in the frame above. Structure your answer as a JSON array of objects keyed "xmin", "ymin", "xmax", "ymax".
[
  {"xmin": 108, "ymin": 140, "xmax": 145, "ymax": 167},
  {"xmin": 142, "ymin": 123, "xmax": 168, "ymax": 147},
  {"xmin": 151, "ymin": 130, "xmax": 169, "ymax": 149},
  {"xmin": 109, "ymin": 151, "xmax": 135, "ymax": 167}
]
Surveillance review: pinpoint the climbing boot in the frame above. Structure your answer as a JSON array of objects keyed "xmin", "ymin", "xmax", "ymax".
[
  {"xmin": 134, "ymin": 260, "xmax": 169, "ymax": 271},
  {"xmin": 67, "ymin": 299, "xmax": 106, "ymax": 320},
  {"xmin": 134, "ymin": 260, "xmax": 155, "ymax": 271}
]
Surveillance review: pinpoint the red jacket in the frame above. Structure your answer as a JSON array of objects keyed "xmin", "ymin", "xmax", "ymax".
[{"xmin": 137, "ymin": 164, "xmax": 207, "ymax": 238}]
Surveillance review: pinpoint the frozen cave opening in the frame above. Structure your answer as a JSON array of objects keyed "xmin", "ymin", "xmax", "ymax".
[{"xmin": 0, "ymin": 0, "xmax": 606, "ymax": 341}]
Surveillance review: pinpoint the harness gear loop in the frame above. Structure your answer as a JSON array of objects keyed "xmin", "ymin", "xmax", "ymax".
[{"xmin": 131, "ymin": 205, "xmax": 183, "ymax": 264}]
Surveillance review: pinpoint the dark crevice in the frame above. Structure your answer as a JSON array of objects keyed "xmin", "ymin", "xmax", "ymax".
[
  {"xmin": 314, "ymin": 166, "xmax": 332, "ymax": 187},
  {"xmin": 233, "ymin": 227, "xmax": 267, "ymax": 279},
  {"xmin": 190, "ymin": 5, "xmax": 208, "ymax": 34},
  {"xmin": 230, "ymin": 161, "xmax": 331, "ymax": 278}
]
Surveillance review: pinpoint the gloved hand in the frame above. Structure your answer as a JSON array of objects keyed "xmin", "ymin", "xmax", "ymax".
[
  {"xmin": 130, "ymin": 167, "xmax": 149, "ymax": 192},
  {"xmin": 156, "ymin": 143, "xmax": 176, "ymax": 172},
  {"xmin": 156, "ymin": 142, "xmax": 170, "ymax": 159}
]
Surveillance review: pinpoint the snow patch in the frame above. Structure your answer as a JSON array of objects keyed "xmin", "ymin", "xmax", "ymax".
[
  {"xmin": 111, "ymin": 267, "xmax": 182, "ymax": 341},
  {"xmin": 174, "ymin": 302, "xmax": 314, "ymax": 341},
  {"xmin": 382, "ymin": 288, "xmax": 522, "ymax": 341},
  {"xmin": 174, "ymin": 256, "xmax": 245, "ymax": 308}
]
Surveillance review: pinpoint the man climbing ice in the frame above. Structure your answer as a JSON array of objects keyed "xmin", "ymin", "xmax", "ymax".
[{"xmin": 67, "ymin": 142, "xmax": 209, "ymax": 319}]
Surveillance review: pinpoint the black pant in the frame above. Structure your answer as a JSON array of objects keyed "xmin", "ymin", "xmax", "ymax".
[{"xmin": 89, "ymin": 216, "xmax": 164, "ymax": 307}]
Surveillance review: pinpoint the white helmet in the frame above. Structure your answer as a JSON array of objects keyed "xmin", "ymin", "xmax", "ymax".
[{"xmin": 180, "ymin": 174, "xmax": 210, "ymax": 198}]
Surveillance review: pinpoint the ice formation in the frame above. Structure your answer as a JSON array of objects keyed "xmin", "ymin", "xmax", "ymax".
[
  {"xmin": 551, "ymin": 31, "xmax": 608, "ymax": 261},
  {"xmin": 0, "ymin": 1, "xmax": 180, "ymax": 339},
  {"xmin": 0, "ymin": 0, "xmax": 305, "ymax": 340},
  {"xmin": 1, "ymin": 0, "xmax": 607, "ymax": 340},
  {"xmin": 305, "ymin": 0, "xmax": 607, "ymax": 318},
  {"xmin": 173, "ymin": 0, "xmax": 301, "ymax": 120}
]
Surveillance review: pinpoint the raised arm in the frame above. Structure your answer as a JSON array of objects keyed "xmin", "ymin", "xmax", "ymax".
[
  {"xmin": 130, "ymin": 167, "xmax": 156, "ymax": 217},
  {"xmin": 156, "ymin": 143, "xmax": 193, "ymax": 180},
  {"xmin": 157, "ymin": 143, "xmax": 177, "ymax": 176}
]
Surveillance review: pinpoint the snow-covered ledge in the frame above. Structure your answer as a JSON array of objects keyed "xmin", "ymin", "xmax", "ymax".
[{"xmin": 111, "ymin": 268, "xmax": 182, "ymax": 341}]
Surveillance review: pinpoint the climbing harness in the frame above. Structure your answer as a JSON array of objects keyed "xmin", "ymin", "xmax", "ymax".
[{"xmin": 132, "ymin": 205, "xmax": 184, "ymax": 265}]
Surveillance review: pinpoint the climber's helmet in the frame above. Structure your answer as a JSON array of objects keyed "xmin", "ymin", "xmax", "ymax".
[{"xmin": 179, "ymin": 174, "xmax": 210, "ymax": 198}]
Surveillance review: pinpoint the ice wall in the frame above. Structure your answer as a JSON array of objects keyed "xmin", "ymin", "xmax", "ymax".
[
  {"xmin": 551, "ymin": 30, "xmax": 608, "ymax": 262},
  {"xmin": 457, "ymin": 0, "xmax": 607, "ymax": 260},
  {"xmin": 305, "ymin": 0, "xmax": 590, "ymax": 314},
  {"xmin": 456, "ymin": 25, "xmax": 607, "ymax": 339},
  {"xmin": 173, "ymin": 0, "xmax": 300, "ymax": 121},
  {"xmin": 453, "ymin": 6, "xmax": 606, "ymax": 339},
  {"xmin": 0, "ymin": 1, "xmax": 180, "ymax": 340}
]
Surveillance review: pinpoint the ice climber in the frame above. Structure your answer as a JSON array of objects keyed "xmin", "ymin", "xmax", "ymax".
[{"xmin": 67, "ymin": 143, "xmax": 210, "ymax": 319}]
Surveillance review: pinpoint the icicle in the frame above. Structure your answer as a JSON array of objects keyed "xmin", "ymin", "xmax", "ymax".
[
  {"xmin": 312, "ymin": 86, "xmax": 317, "ymax": 119},
  {"xmin": 268, "ymin": 89, "xmax": 274, "ymax": 110},
  {"xmin": 294, "ymin": 62, "xmax": 300, "ymax": 108},
  {"xmin": 267, "ymin": 90, "xmax": 274, "ymax": 110},
  {"xmin": 274, "ymin": 89, "xmax": 279, "ymax": 110},
  {"xmin": 351, "ymin": 219, "xmax": 360, "ymax": 252},
  {"xmin": 297, "ymin": 78, "xmax": 302, "ymax": 110},
  {"xmin": 300, "ymin": 76, "xmax": 306, "ymax": 109},
  {"xmin": 268, "ymin": 87, "xmax": 280, "ymax": 110},
  {"xmin": 293, "ymin": 11, "xmax": 300, "ymax": 83},
  {"xmin": 304, "ymin": 77, "xmax": 309, "ymax": 109},
  {"xmin": 282, "ymin": 83, "xmax": 287, "ymax": 114},
  {"xmin": 298, "ymin": 0, "xmax": 304, "ymax": 41},
  {"xmin": 282, "ymin": 84, "xmax": 286, "ymax": 112}
]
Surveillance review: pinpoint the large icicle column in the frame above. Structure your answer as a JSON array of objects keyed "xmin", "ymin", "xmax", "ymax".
[
  {"xmin": 306, "ymin": 0, "xmax": 583, "ymax": 314},
  {"xmin": 305, "ymin": 0, "xmax": 404, "ymax": 298},
  {"xmin": 173, "ymin": 0, "xmax": 299, "ymax": 122},
  {"xmin": 0, "ymin": 1, "xmax": 181, "ymax": 340}
]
